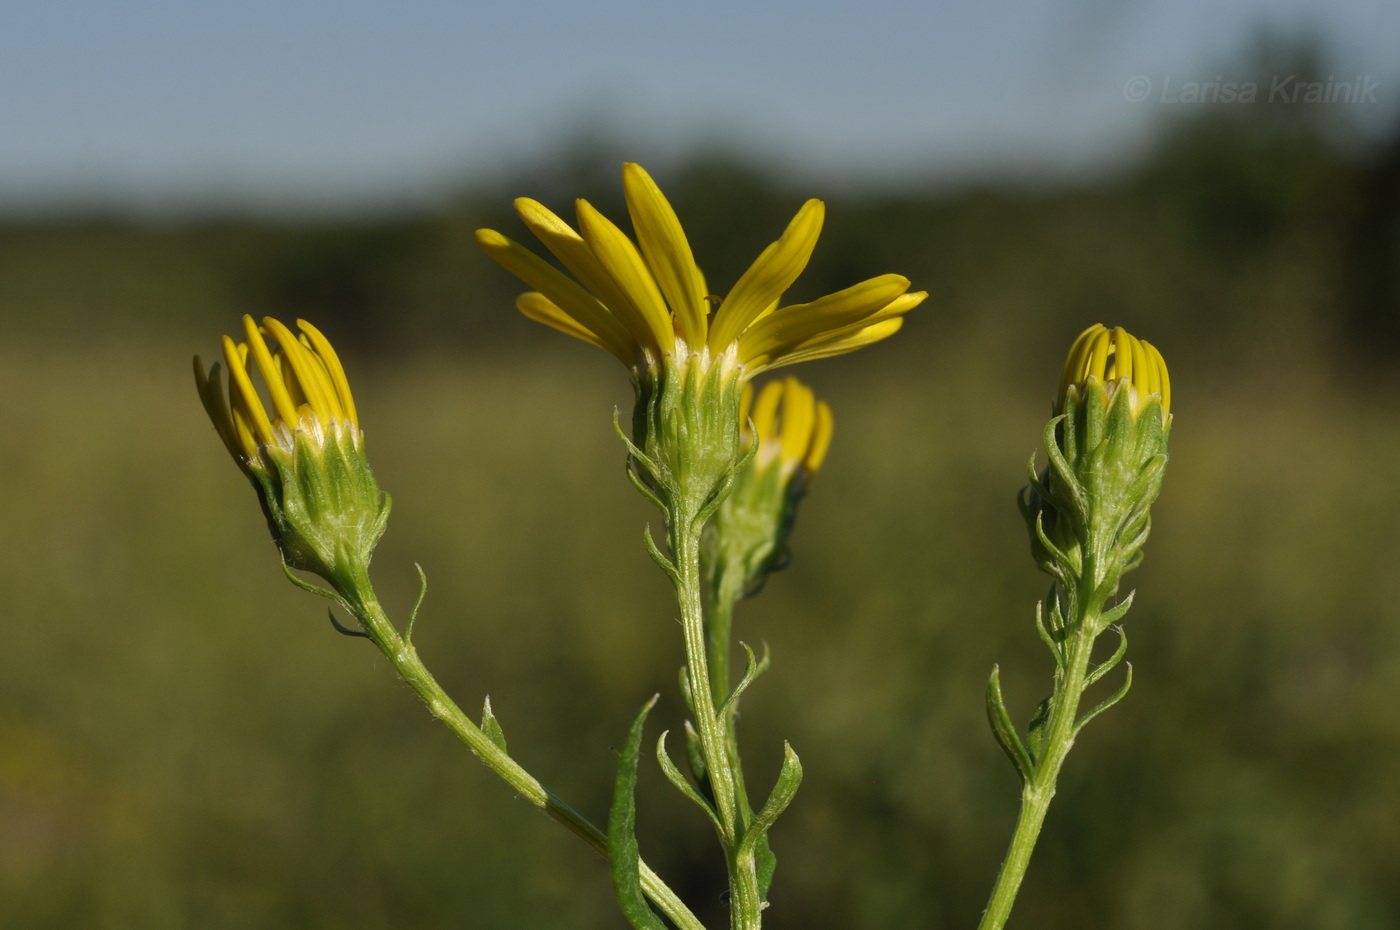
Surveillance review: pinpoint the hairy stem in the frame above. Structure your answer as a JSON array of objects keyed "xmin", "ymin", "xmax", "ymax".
[
  {"xmin": 977, "ymin": 610, "xmax": 1098, "ymax": 930},
  {"xmin": 673, "ymin": 517, "xmax": 762, "ymax": 930},
  {"xmin": 343, "ymin": 574, "xmax": 704, "ymax": 930}
]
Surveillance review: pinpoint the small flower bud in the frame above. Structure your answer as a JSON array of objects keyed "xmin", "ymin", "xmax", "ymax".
[
  {"xmin": 194, "ymin": 315, "xmax": 388, "ymax": 598},
  {"xmin": 703, "ymin": 377, "xmax": 833, "ymax": 598},
  {"xmin": 1023, "ymin": 324, "xmax": 1170, "ymax": 607}
]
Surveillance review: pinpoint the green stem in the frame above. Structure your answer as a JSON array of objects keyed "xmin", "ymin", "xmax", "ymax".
[
  {"xmin": 672, "ymin": 516, "xmax": 762, "ymax": 930},
  {"xmin": 707, "ymin": 577, "xmax": 757, "ymax": 827},
  {"xmin": 344, "ymin": 577, "xmax": 704, "ymax": 930},
  {"xmin": 977, "ymin": 615, "xmax": 1098, "ymax": 930}
]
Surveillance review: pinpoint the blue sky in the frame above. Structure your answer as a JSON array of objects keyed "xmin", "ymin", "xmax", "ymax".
[{"xmin": 2, "ymin": 0, "xmax": 1397, "ymax": 214}]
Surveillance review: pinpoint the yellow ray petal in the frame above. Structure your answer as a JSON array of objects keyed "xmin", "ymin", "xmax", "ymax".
[
  {"xmin": 263, "ymin": 317, "xmax": 339, "ymax": 422},
  {"xmin": 193, "ymin": 357, "xmax": 247, "ymax": 464},
  {"xmin": 475, "ymin": 228, "xmax": 635, "ymax": 359},
  {"xmin": 513, "ymin": 198, "xmax": 655, "ymax": 352},
  {"xmin": 739, "ymin": 274, "xmax": 910, "ymax": 365},
  {"xmin": 806, "ymin": 401, "xmax": 834, "ymax": 472},
  {"xmin": 708, "ymin": 199, "xmax": 824, "ymax": 351},
  {"xmin": 745, "ymin": 317, "xmax": 905, "ymax": 376},
  {"xmin": 778, "ymin": 378, "xmax": 816, "ymax": 468},
  {"xmin": 298, "ymin": 319, "xmax": 359, "ymax": 427},
  {"xmin": 242, "ymin": 315, "xmax": 299, "ymax": 429},
  {"xmin": 1087, "ymin": 327, "xmax": 1112, "ymax": 384},
  {"xmin": 1145, "ymin": 340, "xmax": 1171, "ymax": 413},
  {"xmin": 516, "ymin": 292, "xmax": 633, "ymax": 363},
  {"xmin": 622, "ymin": 163, "xmax": 708, "ymax": 346},
  {"xmin": 751, "ymin": 380, "xmax": 784, "ymax": 441},
  {"xmin": 575, "ymin": 199, "xmax": 674, "ymax": 355},
  {"xmin": 1060, "ymin": 323, "xmax": 1106, "ymax": 407},
  {"xmin": 222, "ymin": 332, "xmax": 275, "ymax": 444}
]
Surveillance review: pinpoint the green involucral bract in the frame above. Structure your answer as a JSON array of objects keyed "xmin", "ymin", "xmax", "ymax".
[
  {"xmin": 629, "ymin": 342, "xmax": 747, "ymax": 519},
  {"xmin": 1022, "ymin": 377, "xmax": 1170, "ymax": 618},
  {"xmin": 251, "ymin": 424, "xmax": 389, "ymax": 598}
]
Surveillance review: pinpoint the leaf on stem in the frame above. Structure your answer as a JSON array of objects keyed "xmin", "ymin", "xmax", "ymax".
[
  {"xmin": 718, "ymin": 642, "xmax": 770, "ymax": 719},
  {"xmin": 405, "ymin": 562, "xmax": 428, "ymax": 642},
  {"xmin": 985, "ymin": 666, "xmax": 1036, "ymax": 783},
  {"xmin": 1075, "ymin": 662, "xmax": 1133, "ymax": 735},
  {"xmin": 609, "ymin": 696, "xmax": 668, "ymax": 930},
  {"xmin": 656, "ymin": 731, "xmax": 723, "ymax": 832},
  {"xmin": 1084, "ymin": 625, "xmax": 1128, "ymax": 689},
  {"xmin": 480, "ymin": 696, "xmax": 507, "ymax": 753},
  {"xmin": 739, "ymin": 742, "xmax": 803, "ymax": 859}
]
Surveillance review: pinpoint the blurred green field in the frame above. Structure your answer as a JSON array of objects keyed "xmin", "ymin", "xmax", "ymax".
[{"xmin": 3, "ymin": 105, "xmax": 1400, "ymax": 928}]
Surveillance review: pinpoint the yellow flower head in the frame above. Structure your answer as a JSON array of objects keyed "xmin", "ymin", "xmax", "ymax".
[
  {"xmin": 1058, "ymin": 324, "xmax": 1170, "ymax": 420},
  {"xmin": 194, "ymin": 315, "xmax": 387, "ymax": 591},
  {"xmin": 194, "ymin": 315, "xmax": 361, "ymax": 475},
  {"xmin": 475, "ymin": 163, "xmax": 927, "ymax": 378},
  {"xmin": 742, "ymin": 377, "xmax": 834, "ymax": 481}
]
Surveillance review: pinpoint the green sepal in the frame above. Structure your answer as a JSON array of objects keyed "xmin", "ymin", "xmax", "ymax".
[
  {"xmin": 480, "ymin": 697, "xmax": 507, "ymax": 754},
  {"xmin": 255, "ymin": 426, "xmax": 390, "ymax": 600},
  {"xmin": 985, "ymin": 666, "xmax": 1035, "ymax": 783},
  {"xmin": 608, "ymin": 696, "xmax": 667, "ymax": 930},
  {"xmin": 738, "ymin": 742, "xmax": 803, "ymax": 860},
  {"xmin": 627, "ymin": 350, "xmax": 745, "ymax": 522},
  {"xmin": 656, "ymin": 731, "xmax": 723, "ymax": 833}
]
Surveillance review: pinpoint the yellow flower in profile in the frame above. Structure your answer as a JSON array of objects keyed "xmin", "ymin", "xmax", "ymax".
[
  {"xmin": 475, "ymin": 163, "xmax": 926, "ymax": 378},
  {"xmin": 1058, "ymin": 323, "xmax": 1170, "ymax": 420},
  {"xmin": 194, "ymin": 315, "xmax": 388, "ymax": 593}
]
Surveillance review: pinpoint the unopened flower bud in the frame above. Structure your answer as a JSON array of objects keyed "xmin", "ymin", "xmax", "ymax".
[
  {"xmin": 704, "ymin": 377, "xmax": 833, "ymax": 598},
  {"xmin": 194, "ymin": 315, "xmax": 388, "ymax": 598},
  {"xmin": 1023, "ymin": 324, "xmax": 1170, "ymax": 605}
]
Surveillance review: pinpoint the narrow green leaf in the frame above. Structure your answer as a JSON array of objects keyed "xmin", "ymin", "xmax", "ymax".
[
  {"xmin": 609, "ymin": 696, "xmax": 667, "ymax": 930},
  {"xmin": 1084, "ymin": 625, "xmax": 1128, "ymax": 689},
  {"xmin": 480, "ymin": 696, "xmax": 507, "ymax": 753},
  {"xmin": 1075, "ymin": 662, "xmax": 1133, "ymax": 734},
  {"xmin": 718, "ymin": 642, "xmax": 769, "ymax": 719},
  {"xmin": 1034, "ymin": 601, "xmax": 1066, "ymax": 670},
  {"xmin": 985, "ymin": 666, "xmax": 1036, "ymax": 783},
  {"xmin": 739, "ymin": 742, "xmax": 803, "ymax": 859},
  {"xmin": 405, "ymin": 562, "xmax": 428, "ymax": 643},
  {"xmin": 643, "ymin": 525, "xmax": 679, "ymax": 582},
  {"xmin": 1098, "ymin": 590, "xmax": 1136, "ymax": 629},
  {"xmin": 656, "ymin": 731, "xmax": 723, "ymax": 832}
]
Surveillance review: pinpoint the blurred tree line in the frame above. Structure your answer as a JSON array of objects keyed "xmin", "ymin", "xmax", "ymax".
[{"xmin": 3, "ymin": 76, "xmax": 1397, "ymax": 377}]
